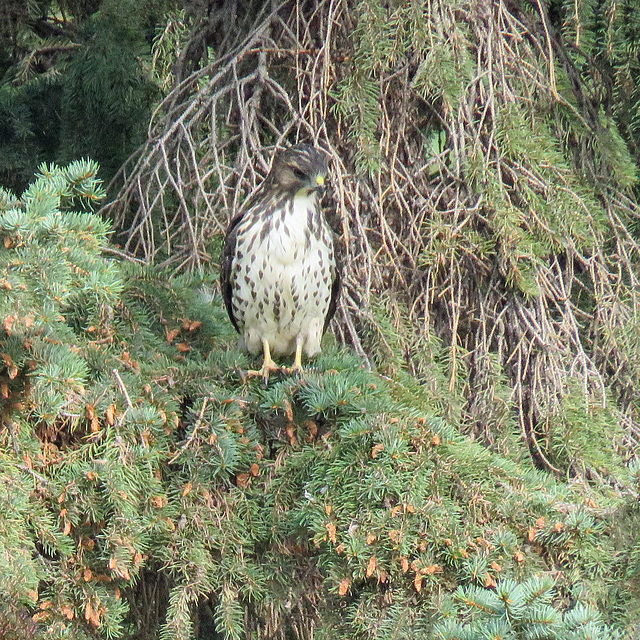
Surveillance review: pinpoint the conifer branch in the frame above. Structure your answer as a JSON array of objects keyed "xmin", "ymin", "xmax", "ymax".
[
  {"xmin": 113, "ymin": 368, "xmax": 134, "ymax": 410},
  {"xmin": 101, "ymin": 2, "xmax": 640, "ymax": 481}
]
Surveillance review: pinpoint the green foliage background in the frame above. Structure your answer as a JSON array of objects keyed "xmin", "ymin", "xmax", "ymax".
[{"xmin": 3, "ymin": 1, "xmax": 640, "ymax": 639}]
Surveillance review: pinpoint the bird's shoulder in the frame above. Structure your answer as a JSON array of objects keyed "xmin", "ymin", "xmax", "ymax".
[{"xmin": 222, "ymin": 184, "xmax": 273, "ymax": 240}]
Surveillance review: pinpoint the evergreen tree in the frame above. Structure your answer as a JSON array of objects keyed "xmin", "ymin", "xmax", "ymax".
[
  {"xmin": 105, "ymin": 0, "xmax": 640, "ymax": 485},
  {"xmin": 2, "ymin": 162, "xmax": 638, "ymax": 639},
  {"xmin": 58, "ymin": 0, "xmax": 161, "ymax": 178},
  {"xmin": 5, "ymin": 0, "xmax": 640, "ymax": 638},
  {"xmin": 0, "ymin": 0, "xmax": 168, "ymax": 191}
]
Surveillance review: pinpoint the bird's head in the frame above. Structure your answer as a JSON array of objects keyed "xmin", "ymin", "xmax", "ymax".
[{"xmin": 267, "ymin": 144, "xmax": 328, "ymax": 197}]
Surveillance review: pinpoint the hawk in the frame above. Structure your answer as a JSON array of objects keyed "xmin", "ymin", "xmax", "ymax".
[{"xmin": 221, "ymin": 144, "xmax": 340, "ymax": 383}]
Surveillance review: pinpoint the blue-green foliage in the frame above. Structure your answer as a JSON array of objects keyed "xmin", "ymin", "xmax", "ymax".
[
  {"xmin": 0, "ymin": 163, "xmax": 634, "ymax": 639},
  {"xmin": 435, "ymin": 576, "xmax": 621, "ymax": 639}
]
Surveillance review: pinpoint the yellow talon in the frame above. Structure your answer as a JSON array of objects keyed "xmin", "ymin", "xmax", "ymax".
[
  {"xmin": 284, "ymin": 340, "xmax": 304, "ymax": 375},
  {"xmin": 243, "ymin": 339, "xmax": 279, "ymax": 386}
]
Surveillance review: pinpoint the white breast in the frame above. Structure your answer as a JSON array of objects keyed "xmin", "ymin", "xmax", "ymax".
[
  {"xmin": 266, "ymin": 193, "xmax": 317, "ymax": 265},
  {"xmin": 232, "ymin": 192, "xmax": 335, "ymax": 358}
]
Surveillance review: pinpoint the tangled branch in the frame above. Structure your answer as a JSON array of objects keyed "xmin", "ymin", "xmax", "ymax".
[{"xmin": 103, "ymin": 0, "xmax": 640, "ymax": 474}]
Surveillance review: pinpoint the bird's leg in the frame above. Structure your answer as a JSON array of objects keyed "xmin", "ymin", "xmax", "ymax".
[
  {"xmin": 284, "ymin": 338, "xmax": 304, "ymax": 375},
  {"xmin": 245, "ymin": 339, "xmax": 279, "ymax": 386}
]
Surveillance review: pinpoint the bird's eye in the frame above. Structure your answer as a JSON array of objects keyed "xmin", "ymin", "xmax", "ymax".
[{"xmin": 291, "ymin": 166, "xmax": 306, "ymax": 180}]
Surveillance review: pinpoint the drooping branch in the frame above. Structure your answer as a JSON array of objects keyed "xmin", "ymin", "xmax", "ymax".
[{"xmin": 103, "ymin": 0, "xmax": 640, "ymax": 473}]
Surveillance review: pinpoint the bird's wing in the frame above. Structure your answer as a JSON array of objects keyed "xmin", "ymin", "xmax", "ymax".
[
  {"xmin": 220, "ymin": 211, "xmax": 245, "ymax": 334},
  {"xmin": 323, "ymin": 234, "xmax": 342, "ymax": 334}
]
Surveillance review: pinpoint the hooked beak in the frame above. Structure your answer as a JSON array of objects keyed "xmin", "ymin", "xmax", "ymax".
[{"xmin": 313, "ymin": 174, "xmax": 326, "ymax": 194}]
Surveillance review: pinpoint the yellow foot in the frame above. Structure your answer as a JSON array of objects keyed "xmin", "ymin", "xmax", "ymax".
[
  {"xmin": 283, "ymin": 363, "xmax": 304, "ymax": 376},
  {"xmin": 242, "ymin": 339, "xmax": 279, "ymax": 386},
  {"xmin": 283, "ymin": 341, "xmax": 304, "ymax": 376},
  {"xmin": 242, "ymin": 361, "xmax": 279, "ymax": 386}
]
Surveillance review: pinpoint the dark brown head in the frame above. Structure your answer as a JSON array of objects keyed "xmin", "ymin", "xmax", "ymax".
[{"xmin": 266, "ymin": 144, "xmax": 328, "ymax": 195}]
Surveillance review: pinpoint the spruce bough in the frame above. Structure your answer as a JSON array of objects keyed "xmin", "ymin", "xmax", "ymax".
[{"xmin": 0, "ymin": 163, "xmax": 633, "ymax": 638}]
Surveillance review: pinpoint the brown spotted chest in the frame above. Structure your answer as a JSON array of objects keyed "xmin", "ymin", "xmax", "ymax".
[{"xmin": 230, "ymin": 190, "xmax": 335, "ymax": 357}]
